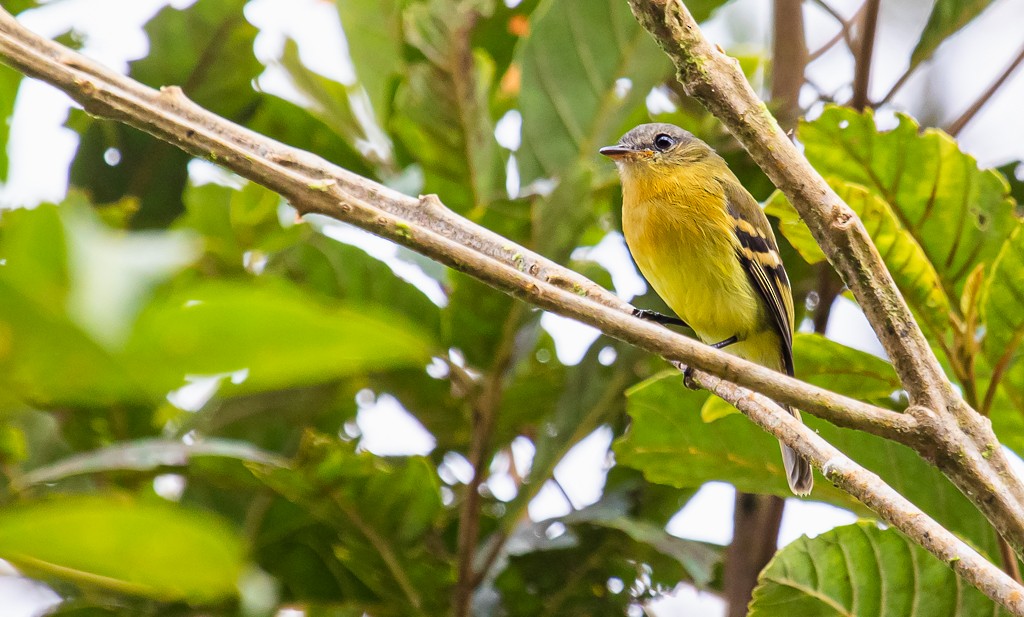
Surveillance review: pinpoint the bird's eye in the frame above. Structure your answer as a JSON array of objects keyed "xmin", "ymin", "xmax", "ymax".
[{"xmin": 653, "ymin": 133, "xmax": 675, "ymax": 151}]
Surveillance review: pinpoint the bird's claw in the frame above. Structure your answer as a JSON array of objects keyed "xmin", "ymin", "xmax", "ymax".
[{"xmin": 670, "ymin": 360, "xmax": 700, "ymax": 390}]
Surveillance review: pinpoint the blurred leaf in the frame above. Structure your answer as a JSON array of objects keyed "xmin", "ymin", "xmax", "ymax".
[
  {"xmin": 68, "ymin": 0, "xmax": 260, "ymax": 227},
  {"xmin": 798, "ymin": 107, "xmax": 1017, "ymax": 299},
  {"xmin": 0, "ymin": 204, "xmax": 69, "ymax": 308},
  {"xmin": 269, "ymin": 231, "xmax": 442, "ymax": 337},
  {"xmin": 533, "ymin": 167, "xmax": 593, "ymax": 264},
  {"xmin": 392, "ymin": 2, "xmax": 502, "ymax": 214},
  {"xmin": 615, "ymin": 373, "xmax": 999, "ymax": 557},
  {"xmin": 0, "ymin": 63, "xmax": 22, "ymax": 182},
  {"xmin": 515, "ymin": 0, "xmax": 672, "ymax": 185},
  {"xmin": 335, "ymin": 0, "xmax": 405, "ymax": 124},
  {"xmin": 0, "ymin": 277, "xmax": 148, "ymax": 407},
  {"xmin": 16, "ymin": 438, "xmax": 287, "ymax": 489},
  {"xmin": 252, "ymin": 431, "xmax": 450, "ymax": 613},
  {"xmin": 750, "ymin": 522, "xmax": 1011, "ymax": 616},
  {"xmin": 910, "ymin": 0, "xmax": 996, "ymax": 70},
  {"xmin": 125, "ymin": 280, "xmax": 436, "ymax": 395},
  {"xmin": 0, "ymin": 496, "xmax": 245, "ymax": 603},
  {"xmin": 247, "ymin": 92, "xmax": 376, "ymax": 179}
]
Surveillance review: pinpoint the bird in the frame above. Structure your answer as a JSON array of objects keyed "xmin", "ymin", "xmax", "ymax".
[{"xmin": 600, "ymin": 122, "xmax": 813, "ymax": 495}]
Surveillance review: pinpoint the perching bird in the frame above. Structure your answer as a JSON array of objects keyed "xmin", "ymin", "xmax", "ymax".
[{"xmin": 600, "ymin": 123, "xmax": 813, "ymax": 495}]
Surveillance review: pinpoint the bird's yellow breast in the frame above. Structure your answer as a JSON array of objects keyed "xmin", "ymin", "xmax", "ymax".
[{"xmin": 620, "ymin": 166, "xmax": 767, "ymax": 352}]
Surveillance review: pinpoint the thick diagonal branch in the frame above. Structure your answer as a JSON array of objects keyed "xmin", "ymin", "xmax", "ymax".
[
  {"xmin": 0, "ymin": 7, "xmax": 1022, "ymax": 604},
  {"xmin": 690, "ymin": 367, "xmax": 1024, "ymax": 616},
  {"xmin": 624, "ymin": 0, "xmax": 1024, "ymax": 554}
]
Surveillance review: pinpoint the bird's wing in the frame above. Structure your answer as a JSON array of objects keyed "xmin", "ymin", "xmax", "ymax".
[{"xmin": 724, "ymin": 179, "xmax": 795, "ymax": 376}]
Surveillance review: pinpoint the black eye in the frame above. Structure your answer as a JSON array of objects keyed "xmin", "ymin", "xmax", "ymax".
[{"xmin": 653, "ymin": 133, "xmax": 675, "ymax": 151}]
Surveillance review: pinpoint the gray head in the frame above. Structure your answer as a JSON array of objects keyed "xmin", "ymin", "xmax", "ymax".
[{"xmin": 599, "ymin": 123, "xmax": 712, "ymax": 166}]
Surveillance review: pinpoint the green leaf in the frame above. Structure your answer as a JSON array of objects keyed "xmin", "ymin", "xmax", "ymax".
[
  {"xmin": 17, "ymin": 438, "xmax": 287, "ymax": 489},
  {"xmin": 763, "ymin": 192, "xmax": 825, "ymax": 265},
  {"xmin": 67, "ymin": 0, "xmax": 260, "ymax": 227},
  {"xmin": 247, "ymin": 92, "xmax": 376, "ymax": 180},
  {"xmin": 251, "ymin": 431, "xmax": 450, "ymax": 613},
  {"xmin": 125, "ymin": 280, "xmax": 436, "ymax": 395},
  {"xmin": 614, "ymin": 373, "xmax": 1000, "ymax": 557},
  {"xmin": 910, "ymin": 0, "xmax": 997, "ymax": 70},
  {"xmin": 336, "ymin": 0, "xmax": 405, "ymax": 124},
  {"xmin": 392, "ymin": 3, "xmax": 502, "ymax": 214},
  {"xmin": 982, "ymin": 223, "xmax": 1024, "ymax": 414},
  {"xmin": 0, "ymin": 496, "xmax": 246, "ymax": 603},
  {"xmin": 515, "ymin": 0, "xmax": 672, "ymax": 184},
  {"xmin": 793, "ymin": 333, "xmax": 902, "ymax": 407},
  {"xmin": 799, "ymin": 107, "xmax": 1017, "ymax": 299},
  {"xmin": 750, "ymin": 522, "xmax": 1011, "ymax": 617},
  {"xmin": 701, "ymin": 334, "xmax": 901, "ymax": 422},
  {"xmin": 0, "ymin": 63, "xmax": 22, "ymax": 182}
]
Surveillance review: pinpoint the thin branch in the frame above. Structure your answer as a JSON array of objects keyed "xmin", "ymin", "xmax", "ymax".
[
  {"xmin": 624, "ymin": 0, "xmax": 1024, "ymax": 554},
  {"xmin": 850, "ymin": 0, "xmax": 880, "ymax": 110},
  {"xmin": 807, "ymin": 0, "xmax": 863, "ymax": 62},
  {"xmin": 690, "ymin": 367, "xmax": 1024, "ymax": 615},
  {"xmin": 454, "ymin": 305, "xmax": 524, "ymax": 616},
  {"xmin": 878, "ymin": 65, "xmax": 915, "ymax": 106},
  {"xmin": 0, "ymin": 10, "xmax": 908, "ymax": 445},
  {"xmin": 2, "ymin": 7, "xmax": 1024, "ymax": 607},
  {"xmin": 770, "ymin": 0, "xmax": 808, "ymax": 125},
  {"xmin": 946, "ymin": 41, "xmax": 1024, "ymax": 136}
]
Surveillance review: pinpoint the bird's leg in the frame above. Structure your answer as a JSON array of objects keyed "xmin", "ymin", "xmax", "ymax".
[
  {"xmin": 678, "ymin": 335, "xmax": 739, "ymax": 389},
  {"xmin": 632, "ymin": 308, "xmax": 689, "ymax": 328}
]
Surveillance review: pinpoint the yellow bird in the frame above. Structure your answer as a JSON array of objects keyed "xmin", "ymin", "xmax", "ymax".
[{"xmin": 600, "ymin": 123, "xmax": 813, "ymax": 495}]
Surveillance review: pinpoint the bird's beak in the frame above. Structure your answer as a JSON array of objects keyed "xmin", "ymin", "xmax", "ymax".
[{"xmin": 599, "ymin": 145, "xmax": 634, "ymax": 159}]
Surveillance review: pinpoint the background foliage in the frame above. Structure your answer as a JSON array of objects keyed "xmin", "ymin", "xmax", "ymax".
[{"xmin": 0, "ymin": 0, "xmax": 1023, "ymax": 615}]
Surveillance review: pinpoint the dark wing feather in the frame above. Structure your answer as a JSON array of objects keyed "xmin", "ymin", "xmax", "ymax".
[{"xmin": 723, "ymin": 180, "xmax": 795, "ymax": 377}]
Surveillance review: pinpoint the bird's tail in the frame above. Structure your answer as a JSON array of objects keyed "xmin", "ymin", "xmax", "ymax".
[{"xmin": 781, "ymin": 405, "xmax": 813, "ymax": 496}]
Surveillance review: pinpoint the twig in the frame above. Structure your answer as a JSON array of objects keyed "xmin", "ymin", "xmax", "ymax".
[
  {"xmin": 690, "ymin": 367, "xmax": 1024, "ymax": 615},
  {"xmin": 946, "ymin": 41, "xmax": 1024, "ymax": 136},
  {"xmin": 807, "ymin": 0, "xmax": 864, "ymax": 61},
  {"xmin": 2, "ymin": 7, "xmax": 1024, "ymax": 607},
  {"xmin": 850, "ymin": 0, "xmax": 880, "ymax": 109},
  {"xmin": 624, "ymin": 0, "xmax": 1024, "ymax": 555},
  {"xmin": 454, "ymin": 305, "xmax": 524, "ymax": 616}
]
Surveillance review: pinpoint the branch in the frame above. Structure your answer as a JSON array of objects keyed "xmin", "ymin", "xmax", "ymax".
[
  {"xmin": 946, "ymin": 41, "xmax": 1024, "ymax": 136},
  {"xmin": 624, "ymin": 0, "xmax": 1024, "ymax": 555},
  {"xmin": 690, "ymin": 367, "xmax": 1024, "ymax": 615},
  {"xmin": 1, "ymin": 7, "xmax": 1024, "ymax": 608},
  {"xmin": 850, "ymin": 0, "xmax": 880, "ymax": 110},
  {"xmin": 0, "ymin": 8, "xmax": 907, "ymax": 446}
]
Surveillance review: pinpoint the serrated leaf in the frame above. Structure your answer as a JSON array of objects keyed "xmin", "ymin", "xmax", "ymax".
[
  {"xmin": 614, "ymin": 373, "xmax": 999, "ymax": 557},
  {"xmin": 982, "ymin": 223, "xmax": 1024, "ymax": 415},
  {"xmin": 750, "ymin": 522, "xmax": 1011, "ymax": 616},
  {"xmin": 0, "ymin": 496, "xmax": 246, "ymax": 603},
  {"xmin": 799, "ymin": 107, "xmax": 1017, "ymax": 300},
  {"xmin": 910, "ymin": 0, "xmax": 997, "ymax": 69}
]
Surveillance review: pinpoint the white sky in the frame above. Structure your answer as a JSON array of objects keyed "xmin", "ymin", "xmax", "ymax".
[{"xmin": 2, "ymin": 0, "xmax": 1024, "ymax": 615}]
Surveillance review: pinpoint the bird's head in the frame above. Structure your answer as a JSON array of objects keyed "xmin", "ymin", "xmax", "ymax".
[{"xmin": 600, "ymin": 123, "xmax": 713, "ymax": 168}]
